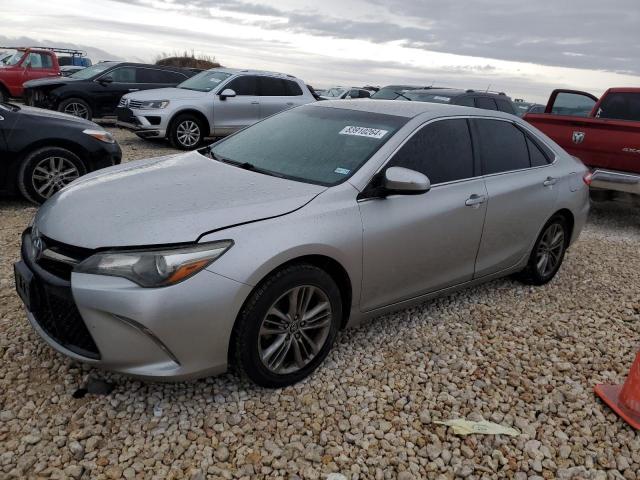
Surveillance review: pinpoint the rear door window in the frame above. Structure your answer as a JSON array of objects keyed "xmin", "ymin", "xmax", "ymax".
[
  {"xmin": 596, "ymin": 93, "xmax": 640, "ymax": 121},
  {"xmin": 496, "ymin": 98, "xmax": 516, "ymax": 114},
  {"xmin": 258, "ymin": 77, "xmax": 287, "ymax": 96},
  {"xmin": 109, "ymin": 67, "xmax": 136, "ymax": 83},
  {"xmin": 455, "ymin": 96, "xmax": 475, "ymax": 107},
  {"xmin": 283, "ymin": 80, "xmax": 303, "ymax": 96},
  {"xmin": 473, "ymin": 119, "xmax": 530, "ymax": 174},
  {"xmin": 136, "ymin": 68, "xmax": 186, "ymax": 84},
  {"xmin": 387, "ymin": 119, "xmax": 475, "ymax": 184},
  {"xmin": 475, "ymin": 97, "xmax": 498, "ymax": 110},
  {"xmin": 226, "ymin": 75, "xmax": 258, "ymax": 95}
]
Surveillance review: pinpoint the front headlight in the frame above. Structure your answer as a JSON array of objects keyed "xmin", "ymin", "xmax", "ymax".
[
  {"xmin": 138, "ymin": 100, "xmax": 170, "ymax": 109},
  {"xmin": 83, "ymin": 129, "xmax": 115, "ymax": 144},
  {"xmin": 75, "ymin": 241, "xmax": 233, "ymax": 287}
]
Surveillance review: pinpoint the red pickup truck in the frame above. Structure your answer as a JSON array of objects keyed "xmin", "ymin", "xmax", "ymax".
[
  {"xmin": 525, "ymin": 88, "xmax": 640, "ymax": 196},
  {"xmin": 0, "ymin": 48, "xmax": 62, "ymax": 101}
]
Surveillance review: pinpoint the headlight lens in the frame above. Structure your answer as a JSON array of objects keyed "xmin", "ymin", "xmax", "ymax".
[
  {"xmin": 83, "ymin": 129, "xmax": 115, "ymax": 144},
  {"xmin": 75, "ymin": 241, "xmax": 233, "ymax": 287},
  {"xmin": 138, "ymin": 100, "xmax": 170, "ymax": 109}
]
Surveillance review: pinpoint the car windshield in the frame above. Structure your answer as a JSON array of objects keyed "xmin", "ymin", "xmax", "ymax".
[
  {"xmin": 324, "ymin": 87, "xmax": 347, "ymax": 98},
  {"xmin": 209, "ymin": 105, "xmax": 408, "ymax": 186},
  {"xmin": 371, "ymin": 86, "xmax": 419, "ymax": 100},
  {"xmin": 4, "ymin": 51, "xmax": 24, "ymax": 66},
  {"xmin": 70, "ymin": 63, "xmax": 114, "ymax": 79},
  {"xmin": 177, "ymin": 70, "xmax": 232, "ymax": 92},
  {"xmin": 404, "ymin": 92, "xmax": 454, "ymax": 103}
]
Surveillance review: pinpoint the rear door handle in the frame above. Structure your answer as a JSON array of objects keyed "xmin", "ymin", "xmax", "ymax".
[
  {"xmin": 465, "ymin": 194, "xmax": 487, "ymax": 207},
  {"xmin": 251, "ymin": 101, "xmax": 259, "ymax": 105},
  {"xmin": 543, "ymin": 176, "xmax": 557, "ymax": 187}
]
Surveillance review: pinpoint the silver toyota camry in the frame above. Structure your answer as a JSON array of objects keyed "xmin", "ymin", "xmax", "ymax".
[{"xmin": 15, "ymin": 100, "xmax": 590, "ymax": 387}]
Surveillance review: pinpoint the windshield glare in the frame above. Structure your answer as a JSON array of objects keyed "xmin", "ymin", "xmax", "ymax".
[
  {"xmin": 5, "ymin": 51, "xmax": 24, "ymax": 66},
  {"xmin": 404, "ymin": 92, "xmax": 453, "ymax": 104},
  {"xmin": 70, "ymin": 63, "xmax": 114, "ymax": 79},
  {"xmin": 178, "ymin": 70, "xmax": 232, "ymax": 92},
  {"xmin": 371, "ymin": 86, "xmax": 418, "ymax": 100},
  {"xmin": 210, "ymin": 105, "xmax": 407, "ymax": 186}
]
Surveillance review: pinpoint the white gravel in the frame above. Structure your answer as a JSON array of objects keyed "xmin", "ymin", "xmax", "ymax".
[{"xmin": 1, "ymin": 127, "xmax": 640, "ymax": 479}]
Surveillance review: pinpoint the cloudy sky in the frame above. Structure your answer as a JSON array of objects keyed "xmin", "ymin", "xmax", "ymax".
[{"xmin": 3, "ymin": 0, "xmax": 639, "ymax": 102}]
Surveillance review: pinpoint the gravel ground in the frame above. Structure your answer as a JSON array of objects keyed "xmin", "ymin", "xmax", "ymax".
[{"xmin": 1, "ymin": 127, "xmax": 640, "ymax": 479}]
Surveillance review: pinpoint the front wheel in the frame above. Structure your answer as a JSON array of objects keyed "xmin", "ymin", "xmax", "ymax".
[
  {"xmin": 231, "ymin": 264, "xmax": 342, "ymax": 388},
  {"xmin": 168, "ymin": 114, "xmax": 204, "ymax": 150},
  {"xmin": 17, "ymin": 147, "xmax": 86, "ymax": 204},
  {"xmin": 516, "ymin": 215, "xmax": 569, "ymax": 285},
  {"xmin": 58, "ymin": 98, "xmax": 92, "ymax": 120}
]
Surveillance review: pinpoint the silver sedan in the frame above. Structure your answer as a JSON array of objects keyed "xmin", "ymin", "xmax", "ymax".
[{"xmin": 15, "ymin": 100, "xmax": 590, "ymax": 387}]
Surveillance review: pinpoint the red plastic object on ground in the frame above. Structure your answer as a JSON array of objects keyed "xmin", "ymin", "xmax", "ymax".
[{"xmin": 595, "ymin": 351, "xmax": 640, "ymax": 430}]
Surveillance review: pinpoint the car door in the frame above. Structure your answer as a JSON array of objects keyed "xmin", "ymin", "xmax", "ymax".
[
  {"xmin": 471, "ymin": 118, "xmax": 559, "ymax": 278},
  {"xmin": 359, "ymin": 118, "xmax": 488, "ymax": 311},
  {"xmin": 212, "ymin": 75, "xmax": 260, "ymax": 135},
  {"xmin": 258, "ymin": 76, "xmax": 298, "ymax": 119},
  {"xmin": 94, "ymin": 66, "xmax": 139, "ymax": 116}
]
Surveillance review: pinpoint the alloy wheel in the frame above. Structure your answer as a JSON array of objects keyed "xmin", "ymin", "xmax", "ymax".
[
  {"xmin": 258, "ymin": 285, "xmax": 333, "ymax": 374},
  {"xmin": 535, "ymin": 223, "xmax": 565, "ymax": 278},
  {"xmin": 31, "ymin": 156, "xmax": 80, "ymax": 199},
  {"xmin": 63, "ymin": 102, "xmax": 89, "ymax": 119},
  {"xmin": 176, "ymin": 120, "xmax": 201, "ymax": 147}
]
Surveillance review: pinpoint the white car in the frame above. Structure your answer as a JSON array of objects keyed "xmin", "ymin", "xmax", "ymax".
[
  {"xmin": 321, "ymin": 86, "xmax": 372, "ymax": 100},
  {"xmin": 116, "ymin": 68, "xmax": 316, "ymax": 149}
]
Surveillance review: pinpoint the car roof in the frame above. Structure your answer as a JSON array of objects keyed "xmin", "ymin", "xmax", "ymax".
[
  {"xmin": 408, "ymin": 88, "xmax": 509, "ymax": 98},
  {"xmin": 310, "ymin": 99, "xmax": 519, "ymax": 120},
  {"xmin": 207, "ymin": 67, "xmax": 299, "ymax": 80}
]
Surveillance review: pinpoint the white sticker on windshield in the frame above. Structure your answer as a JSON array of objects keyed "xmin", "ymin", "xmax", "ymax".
[
  {"xmin": 339, "ymin": 126, "xmax": 388, "ymax": 139},
  {"xmin": 334, "ymin": 167, "xmax": 351, "ymax": 175},
  {"xmin": 434, "ymin": 96, "xmax": 451, "ymax": 102}
]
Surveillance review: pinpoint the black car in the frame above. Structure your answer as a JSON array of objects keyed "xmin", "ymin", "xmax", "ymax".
[
  {"xmin": 0, "ymin": 102, "xmax": 121, "ymax": 204},
  {"xmin": 23, "ymin": 62, "xmax": 197, "ymax": 120},
  {"xmin": 370, "ymin": 85, "xmax": 427, "ymax": 100},
  {"xmin": 399, "ymin": 88, "xmax": 517, "ymax": 114}
]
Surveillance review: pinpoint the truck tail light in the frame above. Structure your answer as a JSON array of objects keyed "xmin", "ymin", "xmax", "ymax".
[{"xmin": 583, "ymin": 172, "xmax": 593, "ymax": 186}]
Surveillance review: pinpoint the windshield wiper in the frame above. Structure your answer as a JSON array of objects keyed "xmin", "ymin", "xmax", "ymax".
[
  {"xmin": 209, "ymin": 152, "xmax": 285, "ymax": 179},
  {"xmin": 394, "ymin": 91, "xmax": 412, "ymax": 101}
]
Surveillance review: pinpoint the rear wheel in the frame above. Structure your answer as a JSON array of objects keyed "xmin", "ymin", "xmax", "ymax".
[
  {"xmin": 232, "ymin": 264, "xmax": 342, "ymax": 388},
  {"xmin": 516, "ymin": 215, "xmax": 569, "ymax": 285},
  {"xmin": 18, "ymin": 147, "xmax": 86, "ymax": 204},
  {"xmin": 58, "ymin": 98, "xmax": 92, "ymax": 120},
  {"xmin": 169, "ymin": 114, "xmax": 204, "ymax": 150}
]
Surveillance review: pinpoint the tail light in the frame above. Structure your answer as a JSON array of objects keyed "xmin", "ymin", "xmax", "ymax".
[{"xmin": 583, "ymin": 172, "xmax": 593, "ymax": 186}]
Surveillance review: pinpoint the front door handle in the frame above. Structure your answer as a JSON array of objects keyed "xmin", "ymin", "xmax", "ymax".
[
  {"xmin": 543, "ymin": 176, "xmax": 557, "ymax": 187},
  {"xmin": 465, "ymin": 194, "xmax": 487, "ymax": 207},
  {"xmin": 250, "ymin": 101, "xmax": 259, "ymax": 105}
]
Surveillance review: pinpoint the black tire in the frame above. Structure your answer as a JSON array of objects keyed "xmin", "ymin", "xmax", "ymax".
[
  {"xmin": 58, "ymin": 97, "xmax": 93, "ymax": 120},
  {"xmin": 231, "ymin": 264, "xmax": 342, "ymax": 388},
  {"xmin": 0, "ymin": 87, "xmax": 7, "ymax": 103},
  {"xmin": 516, "ymin": 215, "xmax": 569, "ymax": 285},
  {"xmin": 168, "ymin": 114, "xmax": 204, "ymax": 150},
  {"xmin": 18, "ymin": 147, "xmax": 86, "ymax": 204}
]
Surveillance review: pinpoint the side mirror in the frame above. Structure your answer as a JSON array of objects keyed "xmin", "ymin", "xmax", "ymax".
[
  {"xmin": 219, "ymin": 88, "xmax": 236, "ymax": 100},
  {"xmin": 383, "ymin": 166, "xmax": 431, "ymax": 195},
  {"xmin": 99, "ymin": 75, "xmax": 113, "ymax": 85}
]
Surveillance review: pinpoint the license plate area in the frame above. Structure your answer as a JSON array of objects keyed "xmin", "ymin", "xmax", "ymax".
[{"xmin": 14, "ymin": 261, "xmax": 39, "ymax": 312}]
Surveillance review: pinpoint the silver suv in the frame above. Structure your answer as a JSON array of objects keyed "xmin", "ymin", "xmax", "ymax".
[{"xmin": 116, "ymin": 68, "xmax": 315, "ymax": 149}]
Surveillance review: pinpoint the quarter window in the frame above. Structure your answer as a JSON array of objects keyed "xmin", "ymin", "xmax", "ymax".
[
  {"xmin": 226, "ymin": 76, "xmax": 258, "ymax": 95},
  {"xmin": 475, "ymin": 97, "xmax": 498, "ymax": 111},
  {"xmin": 284, "ymin": 80, "xmax": 303, "ymax": 96},
  {"xmin": 527, "ymin": 136, "xmax": 551, "ymax": 167},
  {"xmin": 387, "ymin": 119, "xmax": 474, "ymax": 185},
  {"xmin": 258, "ymin": 77, "xmax": 287, "ymax": 96},
  {"xmin": 474, "ymin": 119, "xmax": 530, "ymax": 174}
]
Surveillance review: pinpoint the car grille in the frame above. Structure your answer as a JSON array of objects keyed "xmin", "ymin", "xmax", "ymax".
[
  {"xmin": 22, "ymin": 230, "xmax": 100, "ymax": 359},
  {"xmin": 118, "ymin": 98, "xmax": 143, "ymax": 109},
  {"xmin": 34, "ymin": 282, "xmax": 100, "ymax": 359}
]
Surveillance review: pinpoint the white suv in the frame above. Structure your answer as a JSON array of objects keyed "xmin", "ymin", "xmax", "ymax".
[{"xmin": 116, "ymin": 68, "xmax": 316, "ymax": 150}]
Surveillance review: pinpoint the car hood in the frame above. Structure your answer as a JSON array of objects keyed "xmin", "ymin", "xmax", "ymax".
[
  {"xmin": 23, "ymin": 76, "xmax": 78, "ymax": 89},
  {"xmin": 35, "ymin": 151, "xmax": 326, "ymax": 249},
  {"xmin": 20, "ymin": 105, "xmax": 97, "ymax": 127}
]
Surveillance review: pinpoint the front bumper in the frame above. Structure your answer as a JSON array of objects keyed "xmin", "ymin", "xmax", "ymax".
[
  {"xmin": 15, "ymin": 230, "xmax": 252, "ymax": 380},
  {"xmin": 116, "ymin": 107, "xmax": 167, "ymax": 138},
  {"xmin": 591, "ymin": 169, "xmax": 640, "ymax": 195}
]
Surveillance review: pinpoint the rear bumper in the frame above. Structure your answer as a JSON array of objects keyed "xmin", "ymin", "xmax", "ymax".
[{"xmin": 591, "ymin": 169, "xmax": 640, "ymax": 195}]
